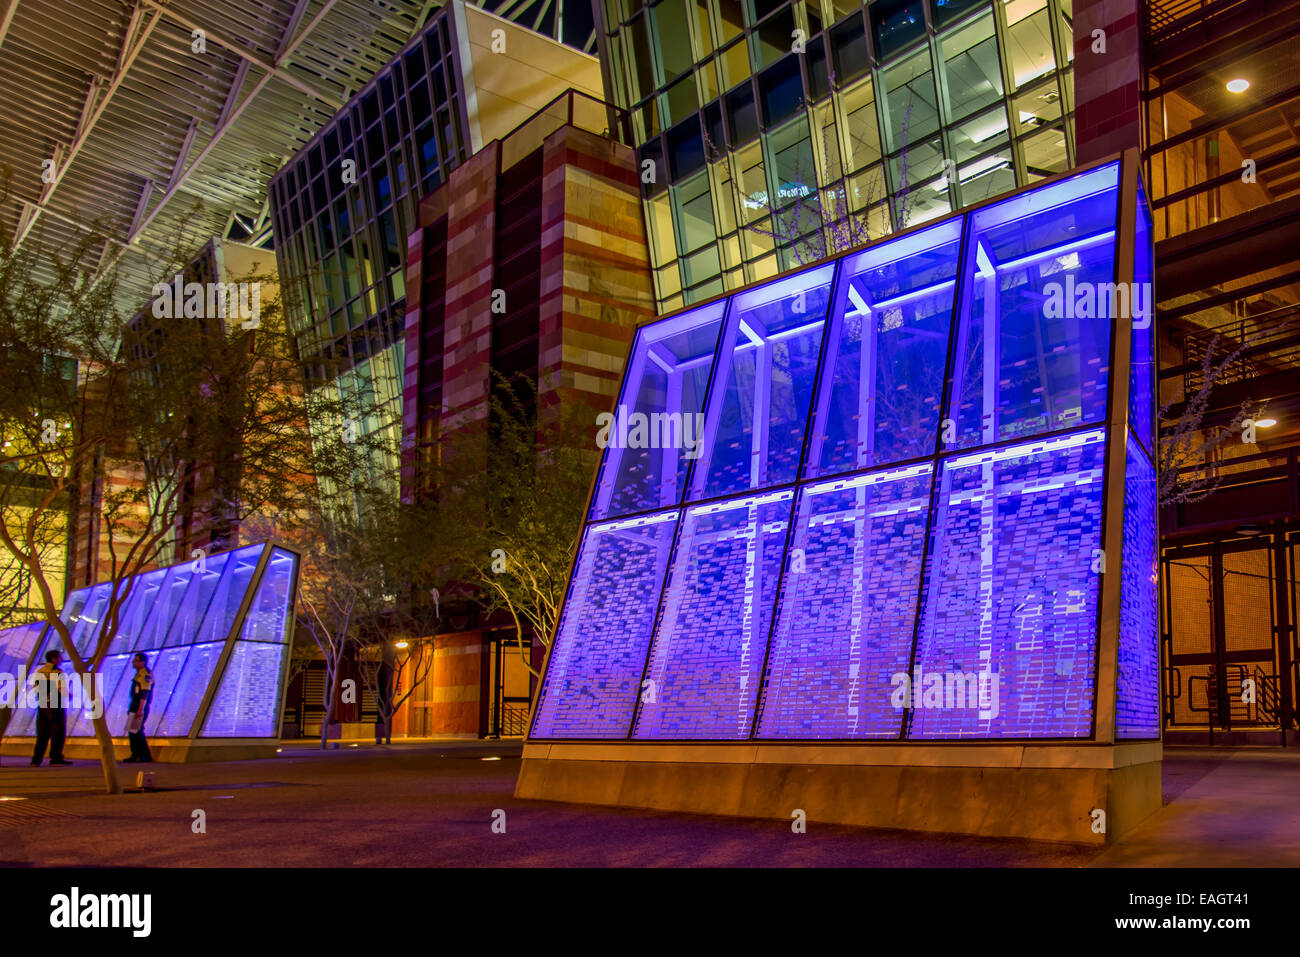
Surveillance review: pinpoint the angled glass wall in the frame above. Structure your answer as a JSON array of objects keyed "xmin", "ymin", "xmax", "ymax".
[
  {"xmin": 532, "ymin": 156, "xmax": 1158, "ymax": 743},
  {"xmin": 0, "ymin": 542, "xmax": 298, "ymax": 741}
]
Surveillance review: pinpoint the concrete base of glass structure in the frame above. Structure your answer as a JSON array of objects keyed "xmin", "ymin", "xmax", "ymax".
[
  {"xmin": 515, "ymin": 742, "xmax": 1162, "ymax": 844},
  {"xmin": 1, "ymin": 737, "xmax": 280, "ymax": 763}
]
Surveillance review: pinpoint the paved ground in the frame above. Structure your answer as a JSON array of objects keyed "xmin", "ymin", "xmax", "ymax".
[{"xmin": 0, "ymin": 743, "xmax": 1293, "ymax": 866}]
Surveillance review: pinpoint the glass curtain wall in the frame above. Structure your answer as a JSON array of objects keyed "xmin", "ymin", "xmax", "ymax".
[
  {"xmin": 598, "ymin": 0, "xmax": 1076, "ymax": 311},
  {"xmin": 269, "ymin": 14, "xmax": 470, "ymax": 500}
]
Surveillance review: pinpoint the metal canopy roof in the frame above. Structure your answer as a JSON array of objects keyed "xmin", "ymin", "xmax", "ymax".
[{"xmin": 0, "ymin": 0, "xmax": 460, "ymax": 314}]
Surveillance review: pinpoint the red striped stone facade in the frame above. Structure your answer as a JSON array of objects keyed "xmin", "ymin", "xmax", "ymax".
[
  {"xmin": 402, "ymin": 120, "xmax": 654, "ymax": 505},
  {"xmin": 1074, "ymin": 0, "xmax": 1142, "ymax": 163},
  {"xmin": 396, "ymin": 115, "xmax": 654, "ymax": 735}
]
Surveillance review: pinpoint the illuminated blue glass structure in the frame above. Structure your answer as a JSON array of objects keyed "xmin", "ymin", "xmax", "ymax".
[
  {"xmin": 532, "ymin": 155, "xmax": 1158, "ymax": 746},
  {"xmin": 0, "ymin": 542, "xmax": 298, "ymax": 746}
]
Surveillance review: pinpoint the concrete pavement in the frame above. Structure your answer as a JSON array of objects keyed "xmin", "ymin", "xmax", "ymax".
[{"xmin": 0, "ymin": 743, "xmax": 1294, "ymax": 866}]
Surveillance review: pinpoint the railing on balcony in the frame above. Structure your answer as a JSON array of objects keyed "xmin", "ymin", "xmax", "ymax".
[
  {"xmin": 1168, "ymin": 307, "xmax": 1300, "ymax": 396},
  {"xmin": 497, "ymin": 89, "xmax": 632, "ymax": 172},
  {"xmin": 1145, "ymin": 0, "xmax": 1254, "ymax": 43},
  {"xmin": 1161, "ymin": 445, "xmax": 1300, "ymax": 533}
]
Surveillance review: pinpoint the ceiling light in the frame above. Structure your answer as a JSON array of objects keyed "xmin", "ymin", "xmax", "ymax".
[
  {"xmin": 394, "ymin": 640, "xmax": 409, "ymax": 649},
  {"xmin": 1226, "ymin": 78, "xmax": 1250, "ymax": 94},
  {"xmin": 1255, "ymin": 417, "xmax": 1277, "ymax": 427}
]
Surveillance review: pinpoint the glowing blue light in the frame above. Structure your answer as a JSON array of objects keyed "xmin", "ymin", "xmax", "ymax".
[
  {"xmin": 533, "ymin": 160, "xmax": 1156, "ymax": 743},
  {"xmin": 0, "ymin": 543, "xmax": 296, "ymax": 740}
]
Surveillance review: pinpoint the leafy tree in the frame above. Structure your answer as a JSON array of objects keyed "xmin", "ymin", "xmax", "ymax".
[{"xmin": 436, "ymin": 376, "xmax": 597, "ymax": 682}]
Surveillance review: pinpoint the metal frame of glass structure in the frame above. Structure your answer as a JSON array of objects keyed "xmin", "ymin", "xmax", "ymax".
[
  {"xmin": 0, "ymin": 542, "xmax": 299, "ymax": 742},
  {"xmin": 530, "ymin": 150, "xmax": 1157, "ymax": 744},
  {"xmin": 595, "ymin": 0, "xmax": 1077, "ymax": 311}
]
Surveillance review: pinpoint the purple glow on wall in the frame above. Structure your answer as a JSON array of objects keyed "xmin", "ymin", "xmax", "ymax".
[
  {"xmin": 757, "ymin": 464, "xmax": 932, "ymax": 738},
  {"xmin": 531, "ymin": 510, "xmax": 679, "ymax": 738},
  {"xmin": 691, "ymin": 264, "xmax": 835, "ymax": 500},
  {"xmin": 910, "ymin": 429, "xmax": 1106, "ymax": 738},
  {"xmin": 805, "ymin": 220, "xmax": 962, "ymax": 478},
  {"xmin": 634, "ymin": 490, "xmax": 793, "ymax": 739},
  {"xmin": 0, "ymin": 542, "xmax": 296, "ymax": 740},
  {"xmin": 590, "ymin": 302, "xmax": 727, "ymax": 522},
  {"xmin": 1117, "ymin": 435, "xmax": 1159, "ymax": 738},
  {"xmin": 946, "ymin": 163, "xmax": 1119, "ymax": 451}
]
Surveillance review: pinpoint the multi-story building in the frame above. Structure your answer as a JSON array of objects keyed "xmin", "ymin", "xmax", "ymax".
[
  {"xmin": 268, "ymin": 1, "xmax": 606, "ymax": 499},
  {"xmin": 282, "ymin": 88, "xmax": 656, "ymax": 741},
  {"xmin": 595, "ymin": 0, "xmax": 1076, "ymax": 310},
  {"xmin": 338, "ymin": 89, "xmax": 653, "ymax": 740}
]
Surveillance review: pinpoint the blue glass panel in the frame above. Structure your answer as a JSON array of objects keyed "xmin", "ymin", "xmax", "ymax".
[
  {"xmin": 634, "ymin": 490, "xmax": 793, "ymax": 739},
  {"xmin": 200, "ymin": 640, "xmax": 288, "ymax": 737},
  {"xmin": 590, "ymin": 302, "xmax": 726, "ymax": 521},
  {"xmin": 101, "ymin": 652, "xmax": 142, "ymax": 736},
  {"xmin": 531, "ymin": 510, "xmax": 678, "ymax": 738},
  {"xmin": 0, "ymin": 622, "xmax": 44, "ymax": 680},
  {"xmin": 135, "ymin": 565, "xmax": 194, "ymax": 650},
  {"xmin": 66, "ymin": 582, "xmax": 112, "ymax": 656},
  {"xmin": 911, "ymin": 428, "xmax": 1105, "ymax": 738},
  {"xmin": 12, "ymin": 544, "xmax": 294, "ymax": 739},
  {"xmin": 153, "ymin": 641, "xmax": 224, "ymax": 737},
  {"xmin": 805, "ymin": 220, "xmax": 962, "ymax": 478},
  {"xmin": 1117, "ymin": 434, "xmax": 1159, "ymax": 738},
  {"xmin": 142, "ymin": 645, "xmax": 196, "ymax": 737},
  {"xmin": 57, "ymin": 587, "xmax": 91, "ymax": 631},
  {"xmin": 757, "ymin": 463, "xmax": 932, "ymax": 738},
  {"xmin": 1129, "ymin": 182, "xmax": 1155, "ymax": 456},
  {"xmin": 164, "ymin": 548, "xmax": 240, "ymax": 647},
  {"xmin": 946, "ymin": 162, "xmax": 1119, "ymax": 450},
  {"xmin": 0, "ymin": 623, "xmax": 46, "ymax": 736},
  {"xmin": 691, "ymin": 265, "xmax": 836, "ymax": 499},
  {"xmin": 190, "ymin": 546, "xmax": 264, "ymax": 646},
  {"xmin": 2, "ymin": 625, "xmax": 58, "ymax": 736},
  {"xmin": 239, "ymin": 548, "xmax": 297, "ymax": 643},
  {"xmin": 65, "ymin": 653, "xmax": 133, "ymax": 737},
  {"xmin": 105, "ymin": 566, "xmax": 172, "ymax": 654}
]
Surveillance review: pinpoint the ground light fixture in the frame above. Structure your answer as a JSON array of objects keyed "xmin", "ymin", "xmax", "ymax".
[{"xmin": 1227, "ymin": 78, "xmax": 1250, "ymax": 93}]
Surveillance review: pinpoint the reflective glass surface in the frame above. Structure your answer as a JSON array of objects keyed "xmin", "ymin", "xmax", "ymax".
[
  {"xmin": 0, "ymin": 543, "xmax": 296, "ymax": 740},
  {"xmin": 533, "ymin": 160, "xmax": 1156, "ymax": 743}
]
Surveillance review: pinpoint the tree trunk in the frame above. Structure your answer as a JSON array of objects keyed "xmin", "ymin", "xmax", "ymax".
[
  {"xmin": 90, "ymin": 711, "xmax": 122, "ymax": 795},
  {"xmin": 320, "ymin": 665, "xmax": 337, "ymax": 750}
]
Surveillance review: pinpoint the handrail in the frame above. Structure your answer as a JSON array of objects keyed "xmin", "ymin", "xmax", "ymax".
[
  {"xmin": 494, "ymin": 89, "xmax": 632, "ymax": 173},
  {"xmin": 1146, "ymin": 0, "xmax": 1256, "ymax": 45}
]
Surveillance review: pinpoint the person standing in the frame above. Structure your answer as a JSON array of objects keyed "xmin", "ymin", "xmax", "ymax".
[
  {"xmin": 124, "ymin": 652, "xmax": 153, "ymax": 763},
  {"xmin": 30, "ymin": 649, "xmax": 71, "ymax": 766}
]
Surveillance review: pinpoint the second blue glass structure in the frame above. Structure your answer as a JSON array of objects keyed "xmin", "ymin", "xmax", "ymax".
[
  {"xmin": 0, "ymin": 542, "xmax": 298, "ymax": 741},
  {"xmin": 533, "ymin": 156, "xmax": 1158, "ymax": 743}
]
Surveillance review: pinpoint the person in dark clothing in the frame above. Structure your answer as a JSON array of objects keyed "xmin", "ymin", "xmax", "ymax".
[
  {"xmin": 31, "ymin": 649, "xmax": 71, "ymax": 766},
  {"xmin": 124, "ymin": 652, "xmax": 153, "ymax": 763}
]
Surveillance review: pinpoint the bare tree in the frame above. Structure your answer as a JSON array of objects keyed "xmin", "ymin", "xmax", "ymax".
[
  {"xmin": 0, "ymin": 195, "xmax": 381, "ymax": 791},
  {"xmin": 435, "ymin": 375, "xmax": 595, "ymax": 681},
  {"xmin": 703, "ymin": 88, "xmax": 918, "ymax": 269},
  {"xmin": 290, "ymin": 515, "xmax": 362, "ymax": 750},
  {"xmin": 1157, "ymin": 331, "xmax": 1272, "ymax": 507}
]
